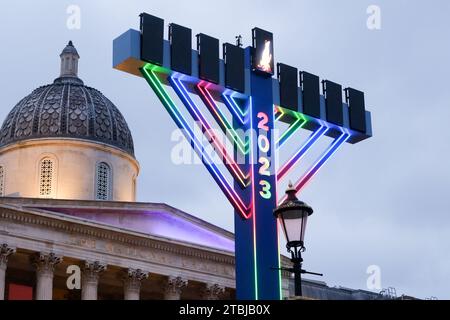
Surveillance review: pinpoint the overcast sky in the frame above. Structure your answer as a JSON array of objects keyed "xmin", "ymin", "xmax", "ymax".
[{"xmin": 1, "ymin": 0, "xmax": 449, "ymax": 299}]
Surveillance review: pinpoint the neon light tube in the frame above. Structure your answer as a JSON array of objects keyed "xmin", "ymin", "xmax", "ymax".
[
  {"xmin": 141, "ymin": 66, "xmax": 251, "ymax": 219},
  {"xmin": 271, "ymin": 105, "xmax": 283, "ymax": 300},
  {"xmin": 222, "ymin": 93, "xmax": 249, "ymax": 125},
  {"xmin": 277, "ymin": 126, "xmax": 328, "ymax": 181},
  {"xmin": 169, "ymin": 75, "xmax": 251, "ymax": 188},
  {"xmin": 248, "ymin": 97, "xmax": 258, "ymax": 300},
  {"xmin": 275, "ymin": 107, "xmax": 307, "ymax": 148},
  {"xmin": 280, "ymin": 130, "xmax": 350, "ymax": 202},
  {"xmin": 196, "ymin": 83, "xmax": 249, "ymax": 155}
]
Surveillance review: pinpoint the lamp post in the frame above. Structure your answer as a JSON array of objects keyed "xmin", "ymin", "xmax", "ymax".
[{"xmin": 274, "ymin": 183, "xmax": 321, "ymax": 297}]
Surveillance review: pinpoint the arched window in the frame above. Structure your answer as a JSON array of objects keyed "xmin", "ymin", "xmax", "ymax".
[
  {"xmin": 0, "ymin": 166, "xmax": 4, "ymax": 196},
  {"xmin": 39, "ymin": 158, "xmax": 54, "ymax": 196},
  {"xmin": 96, "ymin": 162, "xmax": 111, "ymax": 200}
]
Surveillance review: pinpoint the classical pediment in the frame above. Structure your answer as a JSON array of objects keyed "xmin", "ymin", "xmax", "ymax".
[{"xmin": 0, "ymin": 197, "xmax": 234, "ymax": 253}]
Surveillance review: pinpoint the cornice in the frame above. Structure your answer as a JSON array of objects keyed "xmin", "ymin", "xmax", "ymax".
[
  {"xmin": 0, "ymin": 206, "xmax": 235, "ymax": 266},
  {"xmin": 0, "ymin": 197, "xmax": 235, "ymax": 241}
]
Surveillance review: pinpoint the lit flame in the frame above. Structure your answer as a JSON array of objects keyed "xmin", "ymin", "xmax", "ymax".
[{"xmin": 257, "ymin": 40, "xmax": 272, "ymax": 73}]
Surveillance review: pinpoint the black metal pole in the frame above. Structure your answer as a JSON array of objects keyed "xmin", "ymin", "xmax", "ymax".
[
  {"xmin": 292, "ymin": 249, "xmax": 303, "ymax": 297},
  {"xmin": 293, "ymin": 260, "xmax": 302, "ymax": 296}
]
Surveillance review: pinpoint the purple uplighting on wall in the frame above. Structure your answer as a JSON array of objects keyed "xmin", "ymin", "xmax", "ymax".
[{"xmin": 35, "ymin": 207, "xmax": 235, "ymax": 252}]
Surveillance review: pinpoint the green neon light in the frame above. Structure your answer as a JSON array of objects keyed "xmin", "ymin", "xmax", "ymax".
[
  {"xmin": 141, "ymin": 64, "xmax": 252, "ymax": 218},
  {"xmin": 275, "ymin": 106, "xmax": 307, "ymax": 147},
  {"xmin": 249, "ymin": 98, "xmax": 259, "ymax": 300},
  {"xmin": 197, "ymin": 85, "xmax": 250, "ymax": 155},
  {"xmin": 171, "ymin": 77, "xmax": 251, "ymax": 188},
  {"xmin": 141, "ymin": 66, "xmax": 176, "ymax": 116},
  {"xmin": 223, "ymin": 93, "xmax": 249, "ymax": 122},
  {"xmin": 220, "ymin": 114, "xmax": 249, "ymax": 155},
  {"xmin": 274, "ymin": 106, "xmax": 285, "ymax": 122}
]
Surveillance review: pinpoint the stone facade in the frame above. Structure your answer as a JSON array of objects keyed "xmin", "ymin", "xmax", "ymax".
[{"xmin": 0, "ymin": 197, "xmax": 291, "ymax": 300}]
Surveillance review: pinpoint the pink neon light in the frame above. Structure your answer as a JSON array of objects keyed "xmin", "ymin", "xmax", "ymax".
[
  {"xmin": 278, "ymin": 131, "xmax": 350, "ymax": 204},
  {"xmin": 171, "ymin": 77, "xmax": 251, "ymax": 188},
  {"xmin": 276, "ymin": 126, "xmax": 328, "ymax": 181},
  {"xmin": 145, "ymin": 70, "xmax": 251, "ymax": 219}
]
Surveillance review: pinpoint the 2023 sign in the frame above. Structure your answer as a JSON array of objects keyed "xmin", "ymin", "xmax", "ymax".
[{"xmin": 257, "ymin": 112, "xmax": 272, "ymax": 200}]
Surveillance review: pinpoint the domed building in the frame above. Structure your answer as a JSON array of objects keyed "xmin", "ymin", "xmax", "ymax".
[
  {"xmin": 0, "ymin": 41, "xmax": 138, "ymax": 201},
  {"xmin": 0, "ymin": 42, "xmax": 245, "ymax": 301},
  {"xmin": 0, "ymin": 42, "xmax": 385, "ymax": 301}
]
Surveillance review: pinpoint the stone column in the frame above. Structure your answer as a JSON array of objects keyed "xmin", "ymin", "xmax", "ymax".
[
  {"xmin": 203, "ymin": 284, "xmax": 226, "ymax": 300},
  {"xmin": 32, "ymin": 252, "xmax": 62, "ymax": 300},
  {"xmin": 123, "ymin": 269, "xmax": 148, "ymax": 300},
  {"xmin": 81, "ymin": 261, "xmax": 106, "ymax": 300},
  {"xmin": 164, "ymin": 276, "xmax": 187, "ymax": 300},
  {"xmin": 0, "ymin": 244, "xmax": 16, "ymax": 300}
]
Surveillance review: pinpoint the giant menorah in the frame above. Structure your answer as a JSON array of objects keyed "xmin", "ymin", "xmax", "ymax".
[{"xmin": 113, "ymin": 13, "xmax": 372, "ymax": 300}]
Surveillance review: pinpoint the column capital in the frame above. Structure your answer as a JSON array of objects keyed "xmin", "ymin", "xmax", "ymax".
[
  {"xmin": 81, "ymin": 261, "xmax": 106, "ymax": 301},
  {"xmin": 123, "ymin": 269, "xmax": 148, "ymax": 289},
  {"xmin": 124, "ymin": 268, "xmax": 148, "ymax": 282},
  {"xmin": 165, "ymin": 276, "xmax": 188, "ymax": 297},
  {"xmin": 203, "ymin": 283, "xmax": 226, "ymax": 300},
  {"xmin": 0, "ymin": 244, "xmax": 16, "ymax": 268},
  {"xmin": 82, "ymin": 261, "xmax": 107, "ymax": 283},
  {"xmin": 32, "ymin": 252, "xmax": 61, "ymax": 300},
  {"xmin": 0, "ymin": 244, "xmax": 15, "ymax": 300},
  {"xmin": 123, "ymin": 269, "xmax": 148, "ymax": 300},
  {"xmin": 31, "ymin": 252, "xmax": 62, "ymax": 275}
]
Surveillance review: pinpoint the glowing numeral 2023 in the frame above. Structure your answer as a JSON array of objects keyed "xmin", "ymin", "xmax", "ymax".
[{"xmin": 257, "ymin": 112, "xmax": 272, "ymax": 200}]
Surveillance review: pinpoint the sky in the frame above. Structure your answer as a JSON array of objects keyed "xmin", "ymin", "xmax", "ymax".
[{"xmin": 1, "ymin": 0, "xmax": 449, "ymax": 299}]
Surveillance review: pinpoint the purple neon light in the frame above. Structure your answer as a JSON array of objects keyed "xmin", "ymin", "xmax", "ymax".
[
  {"xmin": 169, "ymin": 75, "xmax": 251, "ymax": 188},
  {"xmin": 280, "ymin": 130, "xmax": 350, "ymax": 203},
  {"xmin": 277, "ymin": 125, "xmax": 328, "ymax": 181},
  {"xmin": 141, "ymin": 67, "xmax": 250, "ymax": 218},
  {"xmin": 222, "ymin": 93, "xmax": 249, "ymax": 125}
]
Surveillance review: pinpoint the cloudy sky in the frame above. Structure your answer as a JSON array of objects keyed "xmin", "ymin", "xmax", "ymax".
[{"xmin": 1, "ymin": 0, "xmax": 449, "ymax": 299}]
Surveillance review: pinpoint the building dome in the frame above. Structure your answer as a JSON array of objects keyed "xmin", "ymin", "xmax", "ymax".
[
  {"xmin": 0, "ymin": 42, "xmax": 139, "ymax": 202},
  {"xmin": 0, "ymin": 41, "xmax": 134, "ymax": 156}
]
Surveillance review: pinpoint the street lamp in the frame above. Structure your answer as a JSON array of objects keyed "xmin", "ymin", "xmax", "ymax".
[{"xmin": 273, "ymin": 183, "xmax": 322, "ymax": 297}]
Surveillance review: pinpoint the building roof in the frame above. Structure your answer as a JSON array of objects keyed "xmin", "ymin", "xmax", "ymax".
[
  {"xmin": 0, "ymin": 197, "xmax": 234, "ymax": 253},
  {"xmin": 60, "ymin": 40, "xmax": 79, "ymax": 57}
]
